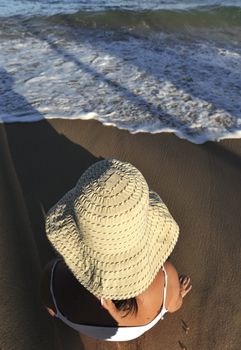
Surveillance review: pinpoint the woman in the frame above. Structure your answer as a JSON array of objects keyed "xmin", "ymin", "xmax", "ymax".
[{"xmin": 41, "ymin": 159, "xmax": 192, "ymax": 341}]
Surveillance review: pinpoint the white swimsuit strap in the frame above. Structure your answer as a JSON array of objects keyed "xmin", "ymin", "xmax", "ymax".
[
  {"xmin": 161, "ymin": 265, "xmax": 168, "ymax": 312},
  {"xmin": 49, "ymin": 262, "xmax": 168, "ymax": 341},
  {"xmin": 50, "ymin": 259, "xmax": 62, "ymax": 318}
]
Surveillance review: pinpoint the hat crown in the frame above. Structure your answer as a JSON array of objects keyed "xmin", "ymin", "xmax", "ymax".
[{"xmin": 73, "ymin": 159, "xmax": 149, "ymax": 254}]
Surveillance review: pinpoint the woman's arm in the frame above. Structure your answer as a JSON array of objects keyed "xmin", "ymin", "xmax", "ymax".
[{"xmin": 164, "ymin": 261, "xmax": 192, "ymax": 313}]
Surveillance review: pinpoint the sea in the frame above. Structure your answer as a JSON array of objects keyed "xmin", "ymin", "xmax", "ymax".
[{"xmin": 0, "ymin": 0, "xmax": 241, "ymax": 143}]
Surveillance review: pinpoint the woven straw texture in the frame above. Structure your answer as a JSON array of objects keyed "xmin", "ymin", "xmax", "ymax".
[{"xmin": 46, "ymin": 159, "xmax": 179, "ymax": 299}]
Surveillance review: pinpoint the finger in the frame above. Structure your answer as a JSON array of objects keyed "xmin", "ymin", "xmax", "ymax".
[
  {"xmin": 180, "ymin": 275, "xmax": 189, "ymax": 283},
  {"xmin": 179, "ymin": 275, "xmax": 185, "ymax": 282},
  {"xmin": 183, "ymin": 277, "xmax": 191, "ymax": 286},
  {"xmin": 185, "ymin": 284, "xmax": 192, "ymax": 293}
]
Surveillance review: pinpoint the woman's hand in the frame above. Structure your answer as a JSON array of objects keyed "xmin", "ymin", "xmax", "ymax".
[{"xmin": 179, "ymin": 276, "xmax": 192, "ymax": 298}]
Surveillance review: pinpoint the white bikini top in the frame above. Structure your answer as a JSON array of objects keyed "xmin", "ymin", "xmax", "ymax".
[{"xmin": 50, "ymin": 259, "xmax": 168, "ymax": 341}]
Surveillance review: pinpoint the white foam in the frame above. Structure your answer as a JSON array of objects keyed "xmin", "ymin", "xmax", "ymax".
[{"xmin": 0, "ymin": 25, "xmax": 240, "ymax": 144}]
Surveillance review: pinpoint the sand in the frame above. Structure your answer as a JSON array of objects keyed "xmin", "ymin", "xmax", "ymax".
[{"xmin": 1, "ymin": 118, "xmax": 241, "ymax": 350}]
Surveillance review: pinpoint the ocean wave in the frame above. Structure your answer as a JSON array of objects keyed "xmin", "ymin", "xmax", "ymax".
[{"xmin": 24, "ymin": 6, "xmax": 241, "ymax": 32}]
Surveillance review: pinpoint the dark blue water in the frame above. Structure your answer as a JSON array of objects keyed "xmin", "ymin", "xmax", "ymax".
[{"xmin": 1, "ymin": 0, "xmax": 241, "ymax": 17}]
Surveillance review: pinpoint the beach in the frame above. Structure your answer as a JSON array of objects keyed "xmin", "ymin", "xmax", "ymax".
[{"xmin": 1, "ymin": 118, "xmax": 241, "ymax": 350}]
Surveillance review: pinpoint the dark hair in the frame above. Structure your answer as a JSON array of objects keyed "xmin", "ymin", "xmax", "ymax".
[{"xmin": 112, "ymin": 297, "xmax": 138, "ymax": 317}]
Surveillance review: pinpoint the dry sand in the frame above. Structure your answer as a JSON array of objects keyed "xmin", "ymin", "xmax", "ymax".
[{"xmin": 1, "ymin": 119, "xmax": 241, "ymax": 350}]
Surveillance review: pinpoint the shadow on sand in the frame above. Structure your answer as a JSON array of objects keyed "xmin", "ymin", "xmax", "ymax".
[{"xmin": 0, "ymin": 67, "xmax": 120, "ymax": 349}]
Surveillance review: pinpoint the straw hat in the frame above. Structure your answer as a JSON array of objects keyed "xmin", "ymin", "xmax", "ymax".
[{"xmin": 46, "ymin": 159, "xmax": 179, "ymax": 299}]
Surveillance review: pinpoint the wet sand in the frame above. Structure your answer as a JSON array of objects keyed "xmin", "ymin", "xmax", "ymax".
[{"xmin": 1, "ymin": 118, "xmax": 241, "ymax": 350}]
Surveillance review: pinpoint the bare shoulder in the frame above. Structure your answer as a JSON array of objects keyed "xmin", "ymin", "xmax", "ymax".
[
  {"xmin": 164, "ymin": 261, "xmax": 179, "ymax": 280},
  {"xmin": 40, "ymin": 258, "xmax": 58, "ymax": 317}
]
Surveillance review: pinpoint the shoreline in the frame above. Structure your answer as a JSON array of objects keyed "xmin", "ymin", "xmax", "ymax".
[
  {"xmin": 1, "ymin": 117, "xmax": 241, "ymax": 145},
  {"xmin": 1, "ymin": 118, "xmax": 241, "ymax": 349}
]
